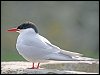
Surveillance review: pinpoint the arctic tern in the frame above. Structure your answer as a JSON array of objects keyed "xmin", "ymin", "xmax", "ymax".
[{"xmin": 7, "ymin": 22, "xmax": 94, "ymax": 69}]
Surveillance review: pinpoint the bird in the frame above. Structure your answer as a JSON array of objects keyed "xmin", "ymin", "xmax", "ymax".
[{"xmin": 7, "ymin": 21, "xmax": 95, "ymax": 69}]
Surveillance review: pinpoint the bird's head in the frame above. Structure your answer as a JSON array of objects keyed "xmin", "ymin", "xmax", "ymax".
[{"xmin": 7, "ymin": 22, "xmax": 38, "ymax": 34}]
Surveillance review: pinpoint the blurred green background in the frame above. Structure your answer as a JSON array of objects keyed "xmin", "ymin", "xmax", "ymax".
[{"xmin": 1, "ymin": 1, "xmax": 99, "ymax": 61}]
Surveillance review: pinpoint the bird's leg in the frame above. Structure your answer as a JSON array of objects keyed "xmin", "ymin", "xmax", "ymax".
[
  {"xmin": 36, "ymin": 63, "xmax": 40, "ymax": 69},
  {"xmin": 32, "ymin": 63, "xmax": 35, "ymax": 69},
  {"xmin": 28, "ymin": 63, "xmax": 40, "ymax": 69}
]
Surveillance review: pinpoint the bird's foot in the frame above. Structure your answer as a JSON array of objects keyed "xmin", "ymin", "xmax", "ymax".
[{"xmin": 27, "ymin": 62, "xmax": 42, "ymax": 69}]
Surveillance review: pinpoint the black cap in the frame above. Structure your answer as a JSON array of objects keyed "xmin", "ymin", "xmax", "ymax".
[{"xmin": 17, "ymin": 22, "xmax": 38, "ymax": 33}]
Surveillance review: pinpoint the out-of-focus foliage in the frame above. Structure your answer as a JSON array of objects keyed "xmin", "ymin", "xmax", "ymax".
[{"xmin": 1, "ymin": 1, "xmax": 99, "ymax": 61}]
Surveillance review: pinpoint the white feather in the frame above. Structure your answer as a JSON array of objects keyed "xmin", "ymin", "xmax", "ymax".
[{"xmin": 16, "ymin": 28, "xmax": 95, "ymax": 62}]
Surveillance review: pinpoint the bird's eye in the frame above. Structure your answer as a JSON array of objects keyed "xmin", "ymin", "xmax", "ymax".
[{"xmin": 17, "ymin": 25, "xmax": 24, "ymax": 29}]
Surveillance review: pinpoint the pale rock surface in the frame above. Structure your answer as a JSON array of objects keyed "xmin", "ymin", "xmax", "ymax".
[{"xmin": 1, "ymin": 60, "xmax": 99, "ymax": 74}]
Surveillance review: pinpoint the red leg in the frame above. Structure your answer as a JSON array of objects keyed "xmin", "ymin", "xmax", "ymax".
[
  {"xmin": 32, "ymin": 63, "xmax": 35, "ymax": 69},
  {"xmin": 27, "ymin": 63, "xmax": 34, "ymax": 69},
  {"xmin": 36, "ymin": 63, "xmax": 40, "ymax": 69},
  {"xmin": 28, "ymin": 63, "xmax": 40, "ymax": 69}
]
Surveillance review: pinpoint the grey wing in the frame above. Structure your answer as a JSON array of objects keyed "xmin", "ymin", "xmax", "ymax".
[
  {"xmin": 22, "ymin": 34, "xmax": 60, "ymax": 53},
  {"xmin": 39, "ymin": 35, "xmax": 83, "ymax": 54},
  {"xmin": 59, "ymin": 49, "xmax": 83, "ymax": 57},
  {"xmin": 40, "ymin": 36, "xmax": 82, "ymax": 60},
  {"xmin": 38, "ymin": 35, "xmax": 61, "ymax": 52}
]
